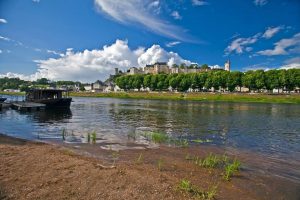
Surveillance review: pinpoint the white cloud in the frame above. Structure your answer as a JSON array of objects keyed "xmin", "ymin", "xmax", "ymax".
[
  {"xmin": 0, "ymin": 50, "xmax": 2, "ymax": 54},
  {"xmin": 32, "ymin": 0, "xmax": 40, "ymax": 3},
  {"xmin": 0, "ymin": 19, "xmax": 7, "ymax": 24},
  {"xmin": 171, "ymin": 11, "xmax": 182, "ymax": 20},
  {"xmin": 0, "ymin": 35, "xmax": 11, "ymax": 41},
  {"xmin": 138, "ymin": 44, "xmax": 192, "ymax": 67},
  {"xmin": 263, "ymin": 26, "xmax": 282, "ymax": 39},
  {"xmin": 94, "ymin": 0, "xmax": 192, "ymax": 42},
  {"xmin": 192, "ymin": 0, "xmax": 208, "ymax": 6},
  {"xmin": 0, "ymin": 40, "xmax": 194, "ymax": 82},
  {"xmin": 47, "ymin": 49, "xmax": 62, "ymax": 56},
  {"xmin": 209, "ymin": 65, "xmax": 222, "ymax": 69},
  {"xmin": 253, "ymin": 0, "xmax": 268, "ymax": 6},
  {"xmin": 225, "ymin": 33, "xmax": 261, "ymax": 55},
  {"xmin": 257, "ymin": 33, "xmax": 300, "ymax": 56},
  {"xmin": 279, "ymin": 63, "xmax": 300, "ymax": 70},
  {"xmin": 166, "ymin": 41, "xmax": 181, "ymax": 47},
  {"xmin": 284, "ymin": 57, "xmax": 300, "ymax": 64}
]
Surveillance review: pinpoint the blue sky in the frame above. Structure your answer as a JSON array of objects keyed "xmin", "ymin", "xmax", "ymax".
[{"xmin": 0, "ymin": 0, "xmax": 299, "ymax": 82}]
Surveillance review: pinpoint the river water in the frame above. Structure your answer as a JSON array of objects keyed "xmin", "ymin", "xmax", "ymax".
[{"xmin": 0, "ymin": 96, "xmax": 299, "ymax": 182}]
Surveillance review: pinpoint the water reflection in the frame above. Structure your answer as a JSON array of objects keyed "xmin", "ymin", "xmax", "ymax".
[{"xmin": 0, "ymin": 97, "xmax": 299, "ymax": 161}]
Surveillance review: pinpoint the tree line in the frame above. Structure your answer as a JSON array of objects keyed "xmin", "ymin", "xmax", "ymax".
[
  {"xmin": 115, "ymin": 69, "xmax": 300, "ymax": 93},
  {"xmin": 0, "ymin": 77, "xmax": 85, "ymax": 91}
]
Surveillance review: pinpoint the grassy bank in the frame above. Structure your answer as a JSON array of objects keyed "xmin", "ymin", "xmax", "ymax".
[
  {"xmin": 0, "ymin": 91, "xmax": 25, "ymax": 96},
  {"xmin": 70, "ymin": 92, "xmax": 300, "ymax": 104},
  {"xmin": 1, "ymin": 91, "xmax": 299, "ymax": 104}
]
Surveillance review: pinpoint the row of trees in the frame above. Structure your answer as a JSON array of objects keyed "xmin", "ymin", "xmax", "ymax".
[
  {"xmin": 0, "ymin": 77, "xmax": 85, "ymax": 91},
  {"xmin": 115, "ymin": 69, "xmax": 300, "ymax": 93}
]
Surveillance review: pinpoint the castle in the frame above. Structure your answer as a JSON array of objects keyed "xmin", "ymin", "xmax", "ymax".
[{"xmin": 115, "ymin": 60, "xmax": 231, "ymax": 76}]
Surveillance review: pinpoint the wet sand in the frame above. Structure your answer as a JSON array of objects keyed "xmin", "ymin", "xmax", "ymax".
[{"xmin": 0, "ymin": 134, "xmax": 299, "ymax": 200}]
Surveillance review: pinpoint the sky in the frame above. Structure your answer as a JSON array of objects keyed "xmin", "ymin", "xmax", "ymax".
[{"xmin": 0, "ymin": 0, "xmax": 300, "ymax": 82}]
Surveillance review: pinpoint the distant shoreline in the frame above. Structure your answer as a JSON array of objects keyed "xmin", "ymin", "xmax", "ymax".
[{"xmin": 1, "ymin": 91, "xmax": 299, "ymax": 104}]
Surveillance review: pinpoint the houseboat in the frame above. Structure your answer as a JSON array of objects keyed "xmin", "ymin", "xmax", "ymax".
[{"xmin": 25, "ymin": 89, "xmax": 72, "ymax": 108}]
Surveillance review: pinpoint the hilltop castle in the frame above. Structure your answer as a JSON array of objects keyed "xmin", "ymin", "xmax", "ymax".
[{"xmin": 115, "ymin": 60, "xmax": 231, "ymax": 76}]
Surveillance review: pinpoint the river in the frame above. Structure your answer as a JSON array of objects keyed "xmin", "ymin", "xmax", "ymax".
[{"xmin": 0, "ymin": 96, "xmax": 299, "ymax": 183}]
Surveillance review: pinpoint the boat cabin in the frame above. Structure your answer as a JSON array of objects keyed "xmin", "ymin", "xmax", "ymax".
[{"xmin": 25, "ymin": 89, "xmax": 69, "ymax": 101}]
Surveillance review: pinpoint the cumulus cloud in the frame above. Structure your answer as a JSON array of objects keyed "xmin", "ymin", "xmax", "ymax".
[
  {"xmin": 262, "ymin": 26, "xmax": 283, "ymax": 39},
  {"xmin": 257, "ymin": 33, "xmax": 300, "ymax": 56},
  {"xmin": 0, "ymin": 50, "xmax": 2, "ymax": 54},
  {"xmin": 0, "ymin": 40, "xmax": 194, "ymax": 82},
  {"xmin": 192, "ymin": 0, "xmax": 209, "ymax": 6},
  {"xmin": 253, "ymin": 0, "xmax": 268, "ymax": 6},
  {"xmin": 32, "ymin": 0, "xmax": 40, "ymax": 3},
  {"xmin": 138, "ymin": 44, "xmax": 192, "ymax": 67},
  {"xmin": 166, "ymin": 41, "xmax": 181, "ymax": 47},
  {"xmin": 225, "ymin": 33, "xmax": 261, "ymax": 55},
  {"xmin": 0, "ymin": 19, "xmax": 7, "ymax": 24},
  {"xmin": 94, "ymin": 0, "xmax": 193, "ymax": 42},
  {"xmin": 171, "ymin": 11, "xmax": 182, "ymax": 20}
]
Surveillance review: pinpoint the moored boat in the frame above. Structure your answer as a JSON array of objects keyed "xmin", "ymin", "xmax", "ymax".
[
  {"xmin": 0, "ymin": 97, "xmax": 7, "ymax": 103},
  {"xmin": 25, "ymin": 89, "xmax": 72, "ymax": 108}
]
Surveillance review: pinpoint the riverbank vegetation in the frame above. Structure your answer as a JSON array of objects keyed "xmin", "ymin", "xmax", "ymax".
[
  {"xmin": 115, "ymin": 68, "xmax": 300, "ymax": 93},
  {"xmin": 70, "ymin": 91, "xmax": 300, "ymax": 104}
]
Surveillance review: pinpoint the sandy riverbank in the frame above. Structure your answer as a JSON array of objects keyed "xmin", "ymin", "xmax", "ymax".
[{"xmin": 0, "ymin": 134, "xmax": 299, "ymax": 200}]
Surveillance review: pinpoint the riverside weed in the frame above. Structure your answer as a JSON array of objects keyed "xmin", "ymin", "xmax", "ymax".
[
  {"xmin": 223, "ymin": 159, "xmax": 241, "ymax": 181},
  {"xmin": 178, "ymin": 179, "xmax": 217, "ymax": 200},
  {"xmin": 112, "ymin": 151, "xmax": 120, "ymax": 166},
  {"xmin": 136, "ymin": 153, "xmax": 144, "ymax": 164},
  {"xmin": 157, "ymin": 158, "xmax": 164, "ymax": 171},
  {"xmin": 91, "ymin": 131, "xmax": 96, "ymax": 144},
  {"xmin": 199, "ymin": 153, "xmax": 221, "ymax": 168},
  {"xmin": 62, "ymin": 128, "xmax": 66, "ymax": 141},
  {"xmin": 87, "ymin": 132, "xmax": 90, "ymax": 143}
]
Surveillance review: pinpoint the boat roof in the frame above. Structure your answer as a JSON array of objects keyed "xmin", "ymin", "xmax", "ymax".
[{"xmin": 27, "ymin": 89, "xmax": 67, "ymax": 92}]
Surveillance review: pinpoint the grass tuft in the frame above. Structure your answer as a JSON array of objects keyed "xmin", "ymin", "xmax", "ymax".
[
  {"xmin": 178, "ymin": 179, "xmax": 217, "ymax": 200},
  {"xmin": 91, "ymin": 131, "xmax": 96, "ymax": 144}
]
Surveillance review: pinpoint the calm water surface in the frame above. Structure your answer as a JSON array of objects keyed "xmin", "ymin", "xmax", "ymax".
[{"xmin": 1, "ymin": 96, "xmax": 299, "ymax": 181}]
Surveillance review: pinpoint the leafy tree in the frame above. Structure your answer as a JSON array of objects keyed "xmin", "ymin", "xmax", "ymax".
[{"xmin": 143, "ymin": 75, "xmax": 152, "ymax": 89}]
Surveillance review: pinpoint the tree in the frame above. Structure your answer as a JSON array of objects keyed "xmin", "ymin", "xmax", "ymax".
[
  {"xmin": 36, "ymin": 78, "xmax": 50, "ymax": 85},
  {"xmin": 178, "ymin": 75, "xmax": 191, "ymax": 92},
  {"xmin": 242, "ymin": 71, "xmax": 255, "ymax": 92},
  {"xmin": 253, "ymin": 70, "xmax": 265, "ymax": 91},
  {"xmin": 265, "ymin": 70, "xmax": 280, "ymax": 92},
  {"xmin": 143, "ymin": 75, "xmax": 152, "ymax": 89},
  {"xmin": 150, "ymin": 75, "xmax": 158, "ymax": 90},
  {"xmin": 204, "ymin": 72, "xmax": 214, "ymax": 90}
]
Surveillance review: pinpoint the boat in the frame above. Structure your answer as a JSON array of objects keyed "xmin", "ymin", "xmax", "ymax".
[
  {"xmin": 0, "ymin": 97, "xmax": 7, "ymax": 103},
  {"xmin": 25, "ymin": 89, "xmax": 72, "ymax": 108}
]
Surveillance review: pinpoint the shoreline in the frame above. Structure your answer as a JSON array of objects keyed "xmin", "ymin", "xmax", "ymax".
[
  {"xmin": 69, "ymin": 92, "xmax": 300, "ymax": 104},
  {"xmin": 1, "ymin": 91, "xmax": 300, "ymax": 104},
  {"xmin": 1, "ymin": 133, "xmax": 299, "ymax": 200}
]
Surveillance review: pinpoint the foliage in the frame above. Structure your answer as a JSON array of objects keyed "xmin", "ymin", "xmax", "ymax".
[
  {"xmin": 114, "ymin": 69, "xmax": 300, "ymax": 93},
  {"xmin": 143, "ymin": 132, "xmax": 169, "ymax": 144},
  {"xmin": 223, "ymin": 159, "xmax": 241, "ymax": 181},
  {"xmin": 91, "ymin": 131, "xmax": 97, "ymax": 144}
]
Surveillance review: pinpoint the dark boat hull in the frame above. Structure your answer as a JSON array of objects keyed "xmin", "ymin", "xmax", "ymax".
[
  {"xmin": 0, "ymin": 98, "xmax": 7, "ymax": 103},
  {"xmin": 29, "ymin": 98, "xmax": 72, "ymax": 108}
]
